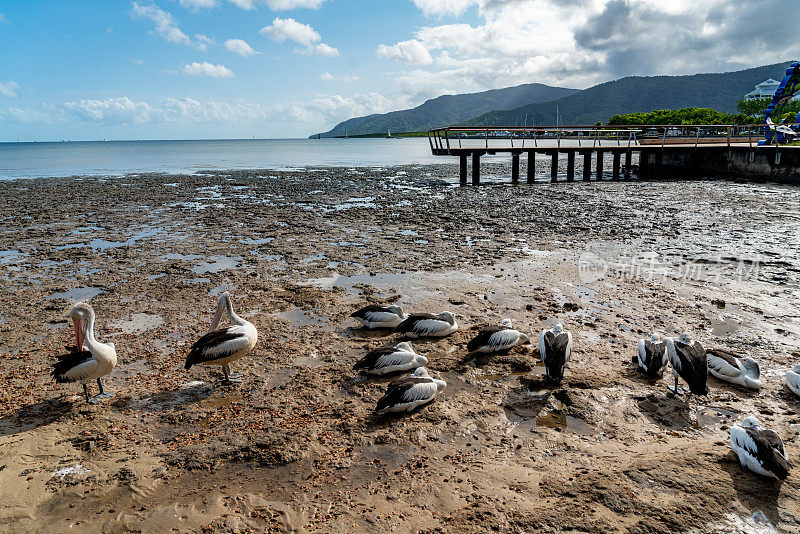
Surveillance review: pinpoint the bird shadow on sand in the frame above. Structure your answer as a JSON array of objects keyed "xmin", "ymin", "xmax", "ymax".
[
  {"xmin": 0, "ymin": 397, "xmax": 75, "ymax": 437},
  {"xmin": 340, "ymin": 326, "xmax": 396, "ymax": 341},
  {"xmin": 718, "ymin": 451, "xmax": 784, "ymax": 525},
  {"xmin": 634, "ymin": 392, "xmax": 695, "ymax": 430},
  {"xmin": 109, "ymin": 382, "xmax": 215, "ymax": 412}
]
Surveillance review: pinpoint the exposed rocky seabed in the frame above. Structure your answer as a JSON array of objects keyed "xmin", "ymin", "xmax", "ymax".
[{"xmin": 1, "ymin": 164, "xmax": 800, "ymax": 533}]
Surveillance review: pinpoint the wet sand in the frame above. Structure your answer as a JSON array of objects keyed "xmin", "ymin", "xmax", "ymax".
[{"xmin": 1, "ymin": 165, "xmax": 800, "ymax": 533}]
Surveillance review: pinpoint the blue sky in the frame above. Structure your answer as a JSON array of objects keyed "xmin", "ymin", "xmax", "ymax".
[{"xmin": 0, "ymin": 0, "xmax": 798, "ymax": 141}]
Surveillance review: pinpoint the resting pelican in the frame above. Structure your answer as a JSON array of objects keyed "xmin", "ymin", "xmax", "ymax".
[
  {"xmin": 395, "ymin": 312, "xmax": 458, "ymax": 338},
  {"xmin": 185, "ymin": 291, "xmax": 257, "ymax": 383},
  {"xmin": 665, "ymin": 332, "xmax": 708, "ymax": 396},
  {"xmin": 376, "ymin": 368, "xmax": 447, "ymax": 413},
  {"xmin": 354, "ymin": 342, "xmax": 428, "ymax": 375},
  {"xmin": 730, "ymin": 416, "xmax": 791, "ymax": 480},
  {"xmin": 766, "ymin": 117, "xmax": 798, "ymax": 138},
  {"xmin": 351, "ymin": 304, "xmax": 407, "ymax": 329},
  {"xmin": 786, "ymin": 364, "xmax": 800, "ymax": 397},
  {"xmin": 707, "ymin": 349, "xmax": 761, "ymax": 390},
  {"xmin": 637, "ymin": 333, "xmax": 668, "ymax": 378},
  {"xmin": 539, "ymin": 323, "xmax": 572, "ymax": 380},
  {"xmin": 467, "ymin": 318, "xmax": 529, "ymax": 354},
  {"xmin": 52, "ymin": 303, "xmax": 117, "ymax": 403}
]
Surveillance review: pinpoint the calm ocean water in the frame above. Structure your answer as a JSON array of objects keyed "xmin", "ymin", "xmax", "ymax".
[{"xmin": 0, "ymin": 138, "xmax": 450, "ymax": 179}]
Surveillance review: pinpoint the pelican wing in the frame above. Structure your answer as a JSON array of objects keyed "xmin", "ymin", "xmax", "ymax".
[
  {"xmin": 673, "ymin": 341, "xmax": 708, "ymax": 395},
  {"xmin": 396, "ymin": 314, "xmax": 449, "ymax": 337},
  {"xmin": 52, "ymin": 349, "xmax": 97, "ymax": 383},
  {"xmin": 707, "ymin": 349, "xmax": 740, "ymax": 378},
  {"xmin": 745, "ymin": 428, "xmax": 792, "ymax": 479},
  {"xmin": 759, "ymin": 429, "xmax": 787, "ymax": 459},
  {"xmin": 467, "ymin": 326, "xmax": 515, "ymax": 352},
  {"xmin": 354, "ymin": 347, "xmax": 413, "ymax": 371},
  {"xmin": 185, "ymin": 327, "xmax": 247, "ymax": 369},
  {"xmin": 377, "ymin": 378, "xmax": 436, "ymax": 411}
]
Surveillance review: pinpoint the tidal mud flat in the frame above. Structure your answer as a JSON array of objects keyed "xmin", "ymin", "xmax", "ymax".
[{"xmin": 1, "ymin": 165, "xmax": 800, "ymax": 532}]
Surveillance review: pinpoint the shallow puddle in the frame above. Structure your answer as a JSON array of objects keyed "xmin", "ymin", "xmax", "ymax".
[
  {"xmin": 47, "ymin": 287, "xmax": 103, "ymax": 301},
  {"xmin": 192, "ymin": 255, "xmax": 241, "ymax": 275}
]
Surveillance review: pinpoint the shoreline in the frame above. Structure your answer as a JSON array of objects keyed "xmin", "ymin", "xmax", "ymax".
[{"xmin": 1, "ymin": 165, "xmax": 799, "ymax": 532}]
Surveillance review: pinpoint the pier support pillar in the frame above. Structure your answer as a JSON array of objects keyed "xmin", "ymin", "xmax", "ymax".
[
  {"xmin": 639, "ymin": 151, "xmax": 649, "ymax": 180},
  {"xmin": 655, "ymin": 151, "xmax": 663, "ymax": 179},
  {"xmin": 612, "ymin": 152, "xmax": 621, "ymax": 181},
  {"xmin": 527, "ymin": 152, "xmax": 535, "ymax": 184},
  {"xmin": 583, "ymin": 152, "xmax": 591, "ymax": 181},
  {"xmin": 511, "ymin": 153, "xmax": 520, "ymax": 184},
  {"xmin": 459, "ymin": 155, "xmax": 467, "ymax": 185},
  {"xmin": 596, "ymin": 151, "xmax": 604, "ymax": 180},
  {"xmin": 566, "ymin": 151, "xmax": 575, "ymax": 182},
  {"xmin": 472, "ymin": 152, "xmax": 481, "ymax": 185},
  {"xmin": 550, "ymin": 152, "xmax": 558, "ymax": 183},
  {"xmin": 624, "ymin": 151, "xmax": 632, "ymax": 180}
]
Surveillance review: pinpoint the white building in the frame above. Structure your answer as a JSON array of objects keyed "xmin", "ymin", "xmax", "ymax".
[
  {"xmin": 744, "ymin": 79, "xmax": 781, "ymax": 100},
  {"xmin": 744, "ymin": 78, "xmax": 800, "ymax": 101}
]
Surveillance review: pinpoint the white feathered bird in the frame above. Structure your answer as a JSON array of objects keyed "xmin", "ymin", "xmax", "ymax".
[
  {"xmin": 354, "ymin": 342, "xmax": 428, "ymax": 375},
  {"xmin": 730, "ymin": 416, "xmax": 791, "ymax": 480},
  {"xmin": 707, "ymin": 349, "xmax": 760, "ymax": 389},
  {"xmin": 467, "ymin": 318, "xmax": 530, "ymax": 354},
  {"xmin": 376, "ymin": 368, "xmax": 447, "ymax": 413},
  {"xmin": 185, "ymin": 291, "xmax": 257, "ymax": 383}
]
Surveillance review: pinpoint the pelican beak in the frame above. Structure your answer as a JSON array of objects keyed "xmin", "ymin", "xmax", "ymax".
[{"xmin": 74, "ymin": 317, "xmax": 85, "ymax": 351}]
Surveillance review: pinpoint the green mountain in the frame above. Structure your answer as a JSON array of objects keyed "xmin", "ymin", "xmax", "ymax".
[
  {"xmin": 312, "ymin": 83, "xmax": 579, "ymax": 138},
  {"xmin": 462, "ymin": 62, "xmax": 789, "ymax": 127}
]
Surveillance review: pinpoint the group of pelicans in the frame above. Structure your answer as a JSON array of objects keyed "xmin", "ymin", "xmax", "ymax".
[{"xmin": 51, "ymin": 293, "xmax": 799, "ymax": 481}]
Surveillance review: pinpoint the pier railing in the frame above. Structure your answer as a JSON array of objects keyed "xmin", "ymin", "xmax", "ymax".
[{"xmin": 427, "ymin": 124, "xmax": 767, "ymax": 155}]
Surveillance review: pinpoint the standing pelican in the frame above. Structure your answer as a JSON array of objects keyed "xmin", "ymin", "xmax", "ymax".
[
  {"xmin": 539, "ymin": 323, "xmax": 572, "ymax": 380},
  {"xmin": 637, "ymin": 333, "xmax": 668, "ymax": 378},
  {"xmin": 185, "ymin": 291, "xmax": 257, "ymax": 383},
  {"xmin": 665, "ymin": 332, "xmax": 708, "ymax": 396},
  {"xmin": 52, "ymin": 303, "xmax": 117, "ymax": 403},
  {"xmin": 350, "ymin": 304, "xmax": 407, "ymax": 329},
  {"xmin": 467, "ymin": 318, "xmax": 529, "ymax": 354},
  {"xmin": 395, "ymin": 312, "xmax": 458, "ymax": 338},
  {"xmin": 730, "ymin": 416, "xmax": 791, "ymax": 480},
  {"xmin": 707, "ymin": 349, "xmax": 761, "ymax": 390},
  {"xmin": 786, "ymin": 364, "xmax": 800, "ymax": 397},
  {"xmin": 354, "ymin": 342, "xmax": 428, "ymax": 375},
  {"xmin": 376, "ymin": 368, "xmax": 447, "ymax": 413}
]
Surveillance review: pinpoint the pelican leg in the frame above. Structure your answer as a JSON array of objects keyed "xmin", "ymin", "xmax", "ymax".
[
  {"xmin": 83, "ymin": 384, "xmax": 90, "ymax": 402},
  {"xmin": 667, "ymin": 376, "xmax": 685, "ymax": 395},
  {"xmin": 223, "ymin": 365, "xmax": 242, "ymax": 384},
  {"xmin": 90, "ymin": 378, "xmax": 114, "ymax": 402}
]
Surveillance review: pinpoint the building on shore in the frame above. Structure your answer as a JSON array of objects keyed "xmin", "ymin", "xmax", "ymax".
[{"xmin": 745, "ymin": 78, "xmax": 800, "ymax": 101}]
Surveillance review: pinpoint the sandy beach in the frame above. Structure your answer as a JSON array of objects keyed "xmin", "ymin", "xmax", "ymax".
[{"xmin": 1, "ymin": 165, "xmax": 800, "ymax": 533}]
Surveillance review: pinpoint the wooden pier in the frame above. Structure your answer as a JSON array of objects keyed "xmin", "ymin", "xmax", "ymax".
[{"xmin": 427, "ymin": 125, "xmax": 800, "ymax": 184}]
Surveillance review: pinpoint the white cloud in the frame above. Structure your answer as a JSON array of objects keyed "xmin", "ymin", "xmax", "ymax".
[
  {"xmin": 2, "ymin": 92, "xmax": 396, "ymax": 129},
  {"xmin": 182, "ymin": 61, "xmax": 235, "ymax": 78},
  {"xmin": 260, "ymin": 17, "xmax": 339, "ymax": 56},
  {"xmin": 383, "ymin": 0, "xmax": 800, "ymax": 100},
  {"xmin": 411, "ymin": 0, "xmax": 480, "ymax": 17},
  {"xmin": 131, "ymin": 2, "xmax": 210, "ymax": 49},
  {"xmin": 179, "ymin": 0, "xmax": 218, "ymax": 10},
  {"xmin": 376, "ymin": 39, "xmax": 433, "ymax": 64},
  {"xmin": 229, "ymin": 0, "xmax": 327, "ymax": 9},
  {"xmin": 320, "ymin": 72, "xmax": 359, "ymax": 82},
  {"xmin": 0, "ymin": 81, "xmax": 20, "ymax": 98},
  {"xmin": 225, "ymin": 38, "xmax": 258, "ymax": 56}
]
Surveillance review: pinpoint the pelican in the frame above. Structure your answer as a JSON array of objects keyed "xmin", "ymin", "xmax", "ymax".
[
  {"xmin": 730, "ymin": 416, "xmax": 791, "ymax": 480},
  {"xmin": 707, "ymin": 349, "xmax": 761, "ymax": 390},
  {"xmin": 539, "ymin": 323, "xmax": 572, "ymax": 381},
  {"xmin": 395, "ymin": 312, "xmax": 458, "ymax": 338},
  {"xmin": 766, "ymin": 117, "xmax": 798, "ymax": 137},
  {"xmin": 350, "ymin": 304, "xmax": 407, "ymax": 329},
  {"xmin": 354, "ymin": 342, "xmax": 428, "ymax": 375},
  {"xmin": 665, "ymin": 332, "xmax": 708, "ymax": 396},
  {"xmin": 376, "ymin": 367, "xmax": 447, "ymax": 413},
  {"xmin": 185, "ymin": 291, "xmax": 257, "ymax": 383},
  {"xmin": 786, "ymin": 364, "xmax": 800, "ymax": 397},
  {"xmin": 52, "ymin": 303, "xmax": 117, "ymax": 403},
  {"xmin": 637, "ymin": 333, "xmax": 668, "ymax": 378},
  {"xmin": 467, "ymin": 318, "xmax": 529, "ymax": 354}
]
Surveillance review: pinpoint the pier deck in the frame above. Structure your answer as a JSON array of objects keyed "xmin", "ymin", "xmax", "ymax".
[{"xmin": 427, "ymin": 125, "xmax": 800, "ymax": 184}]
